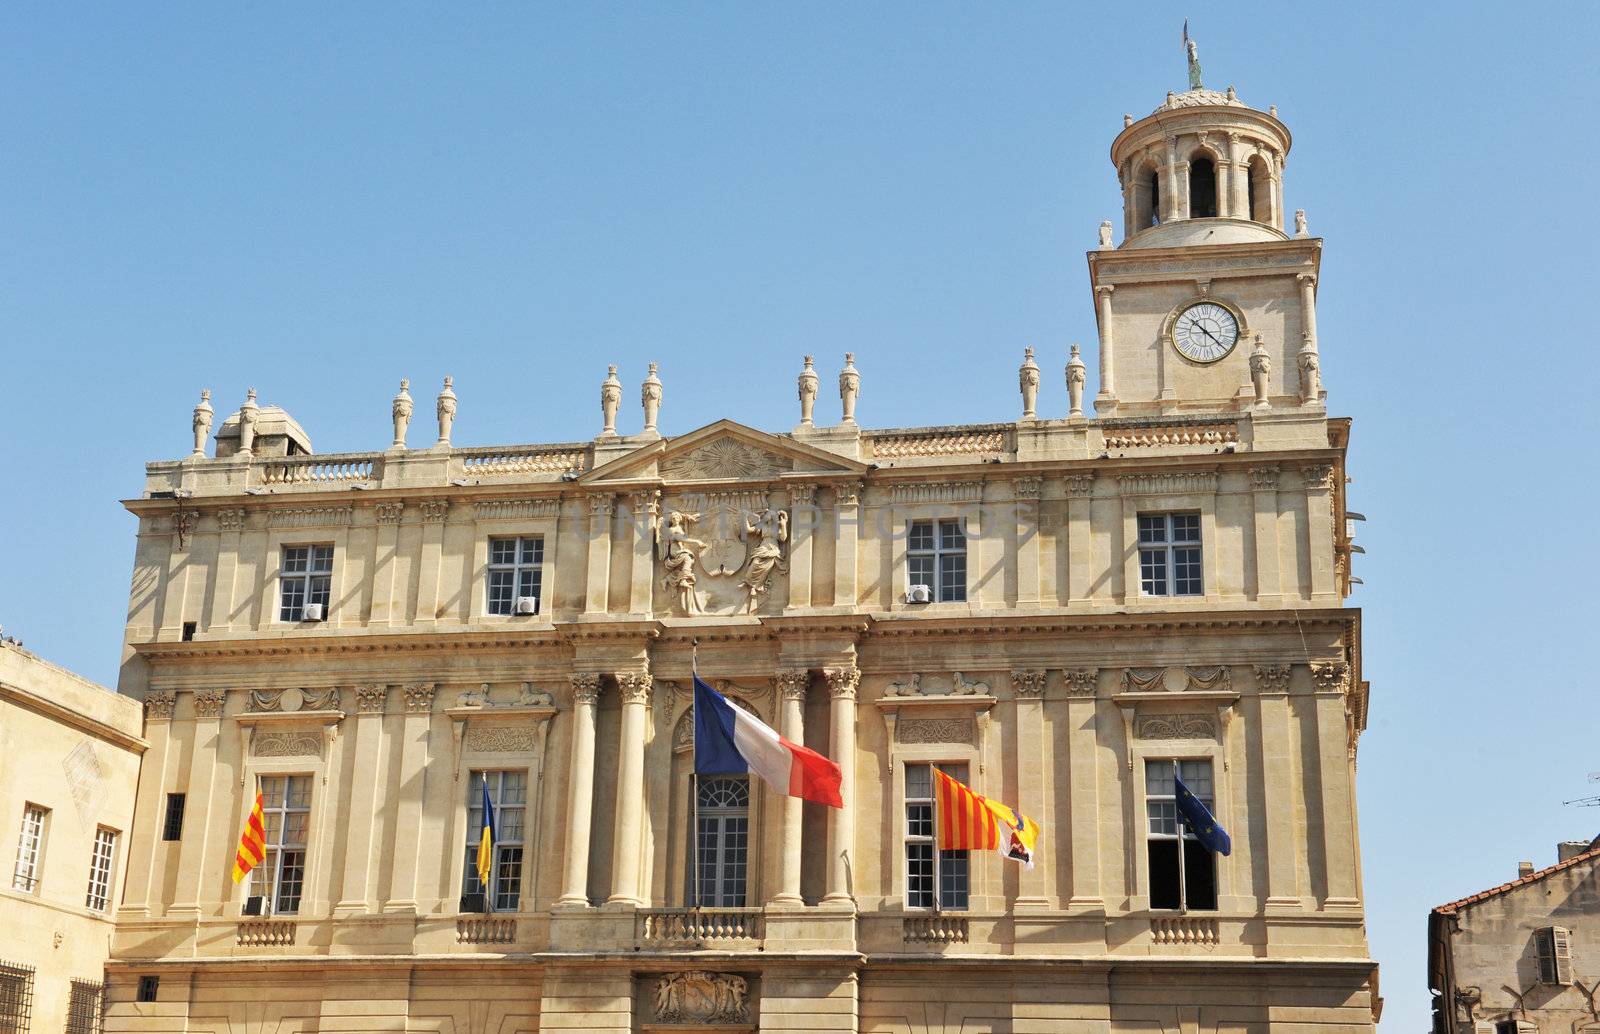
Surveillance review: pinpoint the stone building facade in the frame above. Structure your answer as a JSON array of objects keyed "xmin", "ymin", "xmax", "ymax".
[
  {"xmin": 104, "ymin": 73, "xmax": 1377, "ymax": 1034},
  {"xmin": 1429, "ymin": 839, "xmax": 1600, "ymax": 1034},
  {"xmin": 1, "ymin": 639, "xmax": 144, "ymax": 1034}
]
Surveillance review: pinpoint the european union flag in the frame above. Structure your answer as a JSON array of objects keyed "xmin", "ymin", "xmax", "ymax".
[{"xmin": 1175, "ymin": 774, "xmax": 1231, "ymax": 856}]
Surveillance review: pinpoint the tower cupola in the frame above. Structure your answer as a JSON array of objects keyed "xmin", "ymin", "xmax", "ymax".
[{"xmin": 1110, "ymin": 40, "xmax": 1293, "ymax": 250}]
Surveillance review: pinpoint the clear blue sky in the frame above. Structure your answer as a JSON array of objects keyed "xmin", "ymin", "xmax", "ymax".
[{"xmin": 2, "ymin": 4, "xmax": 1595, "ymax": 1027}]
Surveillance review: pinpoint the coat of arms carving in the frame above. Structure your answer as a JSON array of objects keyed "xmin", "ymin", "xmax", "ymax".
[{"xmin": 651, "ymin": 970, "xmax": 750, "ymax": 1024}]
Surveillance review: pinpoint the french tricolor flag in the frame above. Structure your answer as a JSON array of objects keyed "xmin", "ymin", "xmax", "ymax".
[{"xmin": 694, "ymin": 676, "xmax": 843, "ymax": 808}]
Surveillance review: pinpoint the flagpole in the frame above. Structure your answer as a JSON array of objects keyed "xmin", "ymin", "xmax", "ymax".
[
  {"xmin": 689, "ymin": 638, "xmax": 700, "ymax": 910},
  {"xmin": 483, "ymin": 773, "xmax": 494, "ymax": 916},
  {"xmin": 931, "ymin": 766, "xmax": 941, "ymax": 914}
]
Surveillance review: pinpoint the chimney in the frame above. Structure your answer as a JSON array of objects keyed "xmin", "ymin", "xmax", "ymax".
[
  {"xmin": 1558, "ymin": 841, "xmax": 1591, "ymax": 862},
  {"xmin": 1517, "ymin": 860, "xmax": 1535, "ymax": 878}
]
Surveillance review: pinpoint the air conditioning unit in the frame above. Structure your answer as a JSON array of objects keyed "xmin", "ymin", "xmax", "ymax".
[
  {"xmin": 513, "ymin": 596, "xmax": 538, "ymax": 616},
  {"xmin": 905, "ymin": 584, "xmax": 933, "ymax": 604},
  {"xmin": 302, "ymin": 603, "xmax": 326, "ymax": 622}
]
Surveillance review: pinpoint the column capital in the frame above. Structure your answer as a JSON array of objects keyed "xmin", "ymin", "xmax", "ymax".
[
  {"xmin": 1311, "ymin": 662, "xmax": 1350, "ymax": 695},
  {"xmin": 193, "ymin": 689, "xmax": 227, "ymax": 719},
  {"xmin": 144, "ymin": 691, "xmax": 176, "ymax": 720},
  {"xmin": 403, "ymin": 682, "xmax": 435, "ymax": 712},
  {"xmin": 1011, "ymin": 476, "xmax": 1043, "ymax": 500},
  {"xmin": 1062, "ymin": 669, "xmax": 1099, "ymax": 696},
  {"xmin": 570, "ymin": 672, "xmax": 602, "ymax": 705},
  {"xmin": 789, "ymin": 483, "xmax": 818, "ymax": 508},
  {"xmin": 1254, "ymin": 664, "xmax": 1293, "ymax": 694},
  {"xmin": 824, "ymin": 666, "xmax": 860, "ymax": 700},
  {"xmin": 354, "ymin": 684, "xmax": 388, "ymax": 713},
  {"xmin": 1066, "ymin": 474, "xmax": 1096, "ymax": 497},
  {"xmin": 830, "ymin": 482, "xmax": 861, "ymax": 507},
  {"xmin": 1250, "ymin": 466, "xmax": 1281, "ymax": 493},
  {"xmin": 1010, "ymin": 669, "xmax": 1047, "ymax": 697},
  {"xmin": 1094, "ymin": 283, "xmax": 1115, "ymax": 297},
  {"xmin": 775, "ymin": 669, "xmax": 810, "ymax": 701},
  {"xmin": 627, "ymin": 488, "xmax": 660, "ymax": 517},
  {"xmin": 1300, "ymin": 463, "xmax": 1335, "ymax": 491},
  {"xmin": 1297, "ymin": 271, "xmax": 1318, "ymax": 288},
  {"xmin": 616, "ymin": 671, "xmax": 653, "ymax": 705},
  {"xmin": 588, "ymin": 493, "xmax": 617, "ymax": 518}
]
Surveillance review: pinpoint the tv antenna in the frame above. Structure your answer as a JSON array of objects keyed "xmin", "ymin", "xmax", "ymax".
[{"xmin": 1562, "ymin": 771, "xmax": 1600, "ymax": 808}]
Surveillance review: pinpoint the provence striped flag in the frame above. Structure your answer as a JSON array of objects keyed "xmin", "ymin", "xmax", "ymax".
[
  {"xmin": 231, "ymin": 792, "xmax": 266, "ymax": 884},
  {"xmin": 933, "ymin": 768, "xmax": 1041, "ymax": 868}
]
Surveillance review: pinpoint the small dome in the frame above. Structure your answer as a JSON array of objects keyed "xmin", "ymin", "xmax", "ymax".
[
  {"xmin": 214, "ymin": 404, "xmax": 313, "ymax": 457},
  {"xmin": 1153, "ymin": 87, "xmax": 1245, "ymax": 114},
  {"xmin": 1121, "ymin": 216, "xmax": 1288, "ymax": 250}
]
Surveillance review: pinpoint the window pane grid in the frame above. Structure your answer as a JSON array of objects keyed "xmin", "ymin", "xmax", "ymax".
[
  {"xmin": 486, "ymin": 536, "xmax": 544, "ymax": 615},
  {"xmin": 1143, "ymin": 758, "xmax": 1218, "ymax": 911},
  {"xmin": 904, "ymin": 763, "xmax": 969, "ymax": 910},
  {"xmin": 85, "ymin": 827, "xmax": 118, "ymax": 912},
  {"xmin": 907, "ymin": 519, "xmax": 968, "ymax": 603},
  {"xmin": 254, "ymin": 776, "xmax": 311, "ymax": 914},
  {"xmin": 11, "ymin": 806, "xmax": 46, "ymax": 892},
  {"xmin": 1137, "ymin": 513, "xmax": 1203, "ymax": 597},
  {"xmin": 463, "ymin": 770, "xmax": 527, "ymax": 911},
  {"xmin": 694, "ymin": 776, "xmax": 750, "ymax": 907},
  {"xmin": 278, "ymin": 545, "xmax": 333, "ymax": 621}
]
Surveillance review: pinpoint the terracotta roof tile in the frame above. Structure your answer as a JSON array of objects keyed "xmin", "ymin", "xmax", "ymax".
[{"xmin": 1432, "ymin": 834, "xmax": 1600, "ymax": 915}]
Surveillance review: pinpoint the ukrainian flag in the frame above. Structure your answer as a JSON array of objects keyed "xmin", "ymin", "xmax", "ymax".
[{"xmin": 475, "ymin": 775, "xmax": 497, "ymax": 911}]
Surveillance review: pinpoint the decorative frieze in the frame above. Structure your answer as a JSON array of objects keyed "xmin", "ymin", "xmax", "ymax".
[
  {"xmin": 1254, "ymin": 664, "xmax": 1292, "ymax": 693},
  {"xmin": 193, "ymin": 689, "xmax": 228, "ymax": 718},
  {"xmin": 1116, "ymin": 471, "xmax": 1217, "ymax": 497},
  {"xmin": 897, "ymin": 717, "xmax": 976, "ymax": 744},
  {"xmin": 571, "ymin": 673, "xmax": 602, "ymax": 706},
  {"xmin": 824, "ymin": 667, "xmax": 861, "ymax": 700},
  {"xmin": 872, "ymin": 428, "xmax": 1007, "ymax": 459},
  {"xmin": 144, "ymin": 691, "xmax": 176, "ymax": 720},
  {"xmin": 465, "ymin": 724, "xmax": 541, "ymax": 753},
  {"xmin": 1123, "ymin": 667, "xmax": 1168, "ymax": 692},
  {"xmin": 1185, "ymin": 665, "xmax": 1232, "ymax": 692},
  {"xmin": 403, "ymin": 683, "xmax": 435, "ymax": 712},
  {"xmin": 1135, "ymin": 713, "xmax": 1217, "ymax": 739},
  {"xmin": 266, "ymin": 507, "xmax": 354, "ymax": 529},
  {"xmin": 1010, "ymin": 669, "xmax": 1047, "ymax": 697},
  {"xmin": 245, "ymin": 686, "xmax": 340, "ymax": 713},
  {"xmin": 251, "ymin": 730, "xmax": 323, "ymax": 759},
  {"xmin": 1062, "ymin": 669, "xmax": 1099, "ymax": 695},
  {"xmin": 472, "ymin": 498, "xmax": 560, "ymax": 521},
  {"xmin": 890, "ymin": 481, "xmax": 983, "ymax": 504}
]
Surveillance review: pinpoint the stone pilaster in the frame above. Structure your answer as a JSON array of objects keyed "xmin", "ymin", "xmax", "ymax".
[
  {"xmin": 1063, "ymin": 669, "xmax": 1102, "ymax": 908},
  {"xmin": 335, "ymin": 687, "xmax": 389, "ymax": 915},
  {"xmin": 1010, "ymin": 669, "xmax": 1050, "ymax": 908},
  {"xmin": 557, "ymin": 673, "xmax": 601, "ymax": 907},
  {"xmin": 628, "ymin": 490, "xmax": 657, "ymax": 615},
  {"xmin": 786, "ymin": 485, "xmax": 816, "ymax": 610},
  {"xmin": 585, "ymin": 495, "xmax": 615, "ymax": 614},
  {"xmin": 385, "ymin": 685, "xmax": 432, "ymax": 912},
  {"xmin": 170, "ymin": 689, "xmax": 227, "ymax": 916},
  {"xmin": 831, "ymin": 484, "xmax": 859, "ymax": 608}
]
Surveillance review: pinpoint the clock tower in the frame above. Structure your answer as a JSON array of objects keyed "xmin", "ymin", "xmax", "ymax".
[{"xmin": 1089, "ymin": 73, "xmax": 1324, "ymax": 423}]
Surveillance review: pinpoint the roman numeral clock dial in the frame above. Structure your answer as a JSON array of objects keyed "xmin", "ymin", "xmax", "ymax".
[{"xmin": 1171, "ymin": 302, "xmax": 1240, "ymax": 363}]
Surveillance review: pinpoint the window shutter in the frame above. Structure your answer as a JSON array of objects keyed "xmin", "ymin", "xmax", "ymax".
[
  {"xmin": 1516, "ymin": 1022, "xmax": 1537, "ymax": 1034},
  {"xmin": 1474, "ymin": 1021, "xmax": 1495, "ymax": 1034},
  {"xmin": 1552, "ymin": 926, "xmax": 1574, "ymax": 984}
]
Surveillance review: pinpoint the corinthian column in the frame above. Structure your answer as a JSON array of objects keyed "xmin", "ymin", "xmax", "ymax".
[
  {"xmin": 608, "ymin": 671, "xmax": 653, "ymax": 905},
  {"xmin": 771, "ymin": 669, "xmax": 810, "ymax": 905},
  {"xmin": 557, "ymin": 673, "xmax": 601, "ymax": 907},
  {"xmin": 822, "ymin": 666, "xmax": 859, "ymax": 905}
]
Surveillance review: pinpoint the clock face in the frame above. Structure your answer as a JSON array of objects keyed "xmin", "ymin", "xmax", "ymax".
[{"xmin": 1171, "ymin": 302, "xmax": 1241, "ymax": 363}]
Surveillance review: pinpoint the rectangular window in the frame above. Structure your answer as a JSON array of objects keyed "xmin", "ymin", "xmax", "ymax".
[
  {"xmin": 462, "ymin": 770, "xmax": 526, "ymax": 912},
  {"xmin": 1145, "ymin": 758, "xmax": 1218, "ymax": 911},
  {"xmin": 253, "ymin": 776, "xmax": 312, "ymax": 914},
  {"xmin": 66, "ymin": 979, "xmax": 104, "ymax": 1034},
  {"xmin": 486, "ymin": 537, "xmax": 544, "ymax": 616},
  {"xmin": 135, "ymin": 975, "xmax": 158, "ymax": 1003},
  {"xmin": 694, "ymin": 776, "xmax": 750, "ymax": 907},
  {"xmin": 1138, "ymin": 512, "xmax": 1203, "ymax": 597},
  {"xmin": 161, "ymin": 793, "xmax": 186, "ymax": 842},
  {"xmin": 278, "ymin": 544, "xmax": 333, "ymax": 622},
  {"xmin": 907, "ymin": 519, "xmax": 967, "ymax": 603},
  {"xmin": 904, "ymin": 762, "xmax": 969, "ymax": 910},
  {"xmin": 1537, "ymin": 925, "xmax": 1574, "ymax": 984},
  {"xmin": 0, "ymin": 961, "xmax": 35, "ymax": 1033},
  {"xmin": 11, "ymin": 805, "xmax": 47, "ymax": 893},
  {"xmin": 85, "ymin": 827, "xmax": 118, "ymax": 912}
]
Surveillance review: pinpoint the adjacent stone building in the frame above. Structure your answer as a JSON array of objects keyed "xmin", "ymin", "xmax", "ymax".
[
  {"xmin": 1429, "ymin": 839, "xmax": 1600, "ymax": 1034},
  {"xmin": 104, "ymin": 66, "xmax": 1378, "ymax": 1034},
  {"xmin": 1, "ymin": 638, "xmax": 145, "ymax": 1034}
]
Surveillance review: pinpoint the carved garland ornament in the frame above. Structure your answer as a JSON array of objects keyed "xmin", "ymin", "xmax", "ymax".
[
  {"xmin": 251, "ymin": 730, "xmax": 323, "ymax": 759},
  {"xmin": 896, "ymin": 717, "xmax": 975, "ymax": 745},
  {"xmin": 465, "ymin": 724, "xmax": 540, "ymax": 753},
  {"xmin": 1135, "ymin": 713, "xmax": 1217, "ymax": 740},
  {"xmin": 1123, "ymin": 667, "xmax": 1168, "ymax": 693},
  {"xmin": 651, "ymin": 970, "xmax": 750, "ymax": 1025},
  {"xmin": 1185, "ymin": 665, "xmax": 1231, "ymax": 692}
]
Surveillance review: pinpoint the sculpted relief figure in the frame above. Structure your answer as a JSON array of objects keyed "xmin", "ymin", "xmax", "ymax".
[
  {"xmin": 652, "ymin": 971, "xmax": 750, "ymax": 1024},
  {"xmin": 391, "ymin": 378, "xmax": 413, "ymax": 448},
  {"xmin": 738, "ymin": 508, "xmax": 789, "ymax": 612},
  {"xmin": 657, "ymin": 510, "xmax": 706, "ymax": 615},
  {"xmin": 191, "ymin": 389, "xmax": 213, "ymax": 457}
]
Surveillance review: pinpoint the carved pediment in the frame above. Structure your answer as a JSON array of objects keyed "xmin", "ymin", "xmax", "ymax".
[{"xmin": 579, "ymin": 419, "xmax": 867, "ymax": 485}]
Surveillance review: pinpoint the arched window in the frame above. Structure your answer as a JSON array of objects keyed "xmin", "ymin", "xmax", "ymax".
[
  {"xmin": 694, "ymin": 776, "xmax": 750, "ymax": 906},
  {"xmin": 1134, "ymin": 164, "xmax": 1161, "ymax": 229},
  {"xmin": 1189, "ymin": 156, "xmax": 1218, "ymax": 218},
  {"xmin": 1248, "ymin": 155, "xmax": 1272, "ymax": 224}
]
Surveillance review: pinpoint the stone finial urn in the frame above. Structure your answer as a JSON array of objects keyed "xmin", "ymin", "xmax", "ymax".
[
  {"xmin": 1249, "ymin": 336, "xmax": 1272, "ymax": 408},
  {"xmin": 838, "ymin": 353, "xmax": 860, "ymax": 425},
  {"xmin": 391, "ymin": 379, "xmax": 413, "ymax": 448},
  {"xmin": 641, "ymin": 362, "xmax": 662, "ymax": 436},
  {"xmin": 191, "ymin": 389, "xmax": 213, "ymax": 457},
  {"xmin": 238, "ymin": 388, "xmax": 259, "ymax": 456},
  {"xmin": 436, "ymin": 376, "xmax": 457, "ymax": 446},
  {"xmin": 1019, "ymin": 348, "xmax": 1040, "ymax": 420},
  {"xmin": 600, "ymin": 364, "xmax": 622, "ymax": 437},
  {"xmin": 797, "ymin": 356, "xmax": 819, "ymax": 428},
  {"xmin": 1066, "ymin": 345, "xmax": 1087, "ymax": 417}
]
